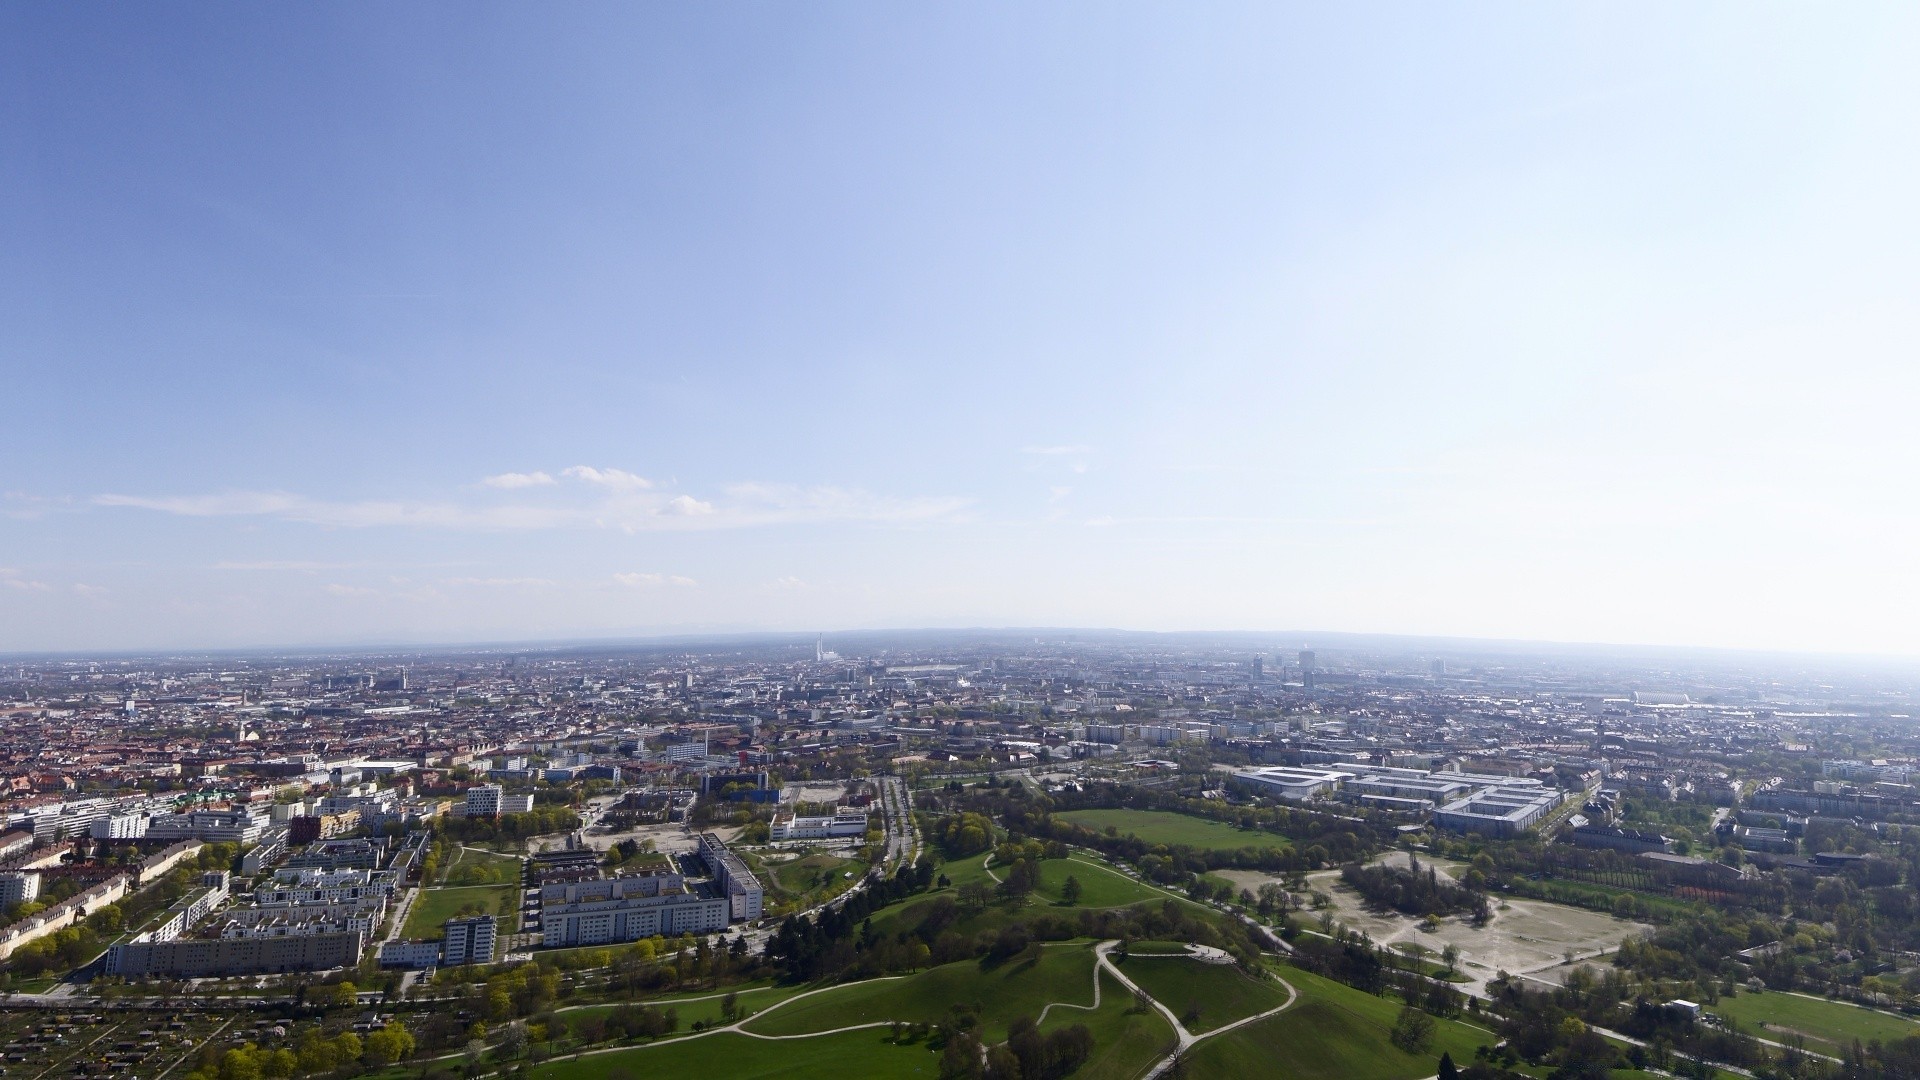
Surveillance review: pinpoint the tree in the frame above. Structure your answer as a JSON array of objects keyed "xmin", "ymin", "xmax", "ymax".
[
  {"xmin": 1437, "ymin": 1051, "xmax": 1458, "ymax": 1080},
  {"xmin": 1061, "ymin": 875, "xmax": 1083, "ymax": 905},
  {"xmin": 1389, "ymin": 1004, "xmax": 1434, "ymax": 1054}
]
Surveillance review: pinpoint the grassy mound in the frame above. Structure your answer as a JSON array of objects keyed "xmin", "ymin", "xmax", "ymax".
[
  {"xmin": 1119, "ymin": 955, "xmax": 1289, "ymax": 1033},
  {"xmin": 743, "ymin": 943, "xmax": 1098, "ymax": 1042},
  {"xmin": 1183, "ymin": 964, "xmax": 1492, "ymax": 1080}
]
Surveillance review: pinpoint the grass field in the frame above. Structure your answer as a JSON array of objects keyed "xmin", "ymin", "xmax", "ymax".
[
  {"xmin": 1182, "ymin": 962, "xmax": 1493, "ymax": 1080},
  {"xmin": 442, "ymin": 846, "xmax": 522, "ymax": 886},
  {"xmin": 529, "ymin": 1027, "xmax": 942, "ymax": 1079},
  {"xmin": 1710, "ymin": 990, "xmax": 1920, "ymax": 1055},
  {"xmin": 1055, "ymin": 809, "xmax": 1291, "ymax": 852},
  {"xmin": 1031, "ymin": 852, "xmax": 1170, "ymax": 908},
  {"xmin": 531, "ymin": 951, "xmax": 1172, "ymax": 1080},
  {"xmin": 773, "ymin": 853, "xmax": 861, "ymax": 896},
  {"xmin": 402, "ymin": 884, "xmax": 516, "ymax": 940},
  {"xmin": 744, "ymin": 943, "xmax": 1099, "ymax": 1042},
  {"xmin": 1060, "ymin": 967, "xmax": 1179, "ymax": 1080},
  {"xmin": 555, "ymin": 984, "xmax": 813, "ymax": 1031},
  {"xmin": 1117, "ymin": 955, "xmax": 1290, "ymax": 1033}
]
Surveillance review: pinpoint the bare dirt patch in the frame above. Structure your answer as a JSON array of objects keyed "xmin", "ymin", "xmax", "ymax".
[{"xmin": 1226, "ymin": 852, "xmax": 1650, "ymax": 997}]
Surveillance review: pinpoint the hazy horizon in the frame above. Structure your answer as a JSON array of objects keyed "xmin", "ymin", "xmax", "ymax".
[{"xmin": 8, "ymin": 5, "xmax": 1920, "ymax": 655}]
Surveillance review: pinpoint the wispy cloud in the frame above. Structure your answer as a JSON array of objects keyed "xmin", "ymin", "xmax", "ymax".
[
  {"xmin": 445, "ymin": 577, "xmax": 555, "ymax": 587},
  {"xmin": 1021, "ymin": 445, "xmax": 1092, "ymax": 456},
  {"xmin": 613, "ymin": 572, "xmax": 698, "ymax": 588},
  {"xmin": 95, "ymin": 476, "xmax": 968, "ymax": 534},
  {"xmin": 0, "ymin": 568, "xmax": 52, "ymax": 592},
  {"xmin": 482, "ymin": 471, "xmax": 556, "ymax": 489},
  {"xmin": 71, "ymin": 583, "xmax": 109, "ymax": 598},
  {"xmin": 324, "ymin": 583, "xmax": 379, "ymax": 597},
  {"xmin": 214, "ymin": 560, "xmax": 356, "ymax": 571},
  {"xmin": 562, "ymin": 465, "xmax": 651, "ymax": 491}
]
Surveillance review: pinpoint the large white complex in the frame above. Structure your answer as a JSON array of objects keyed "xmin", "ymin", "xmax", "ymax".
[
  {"xmin": 1229, "ymin": 764, "xmax": 1563, "ymax": 836},
  {"xmin": 1434, "ymin": 787, "xmax": 1565, "ymax": 836},
  {"xmin": 539, "ymin": 874, "xmax": 730, "ymax": 946},
  {"xmin": 145, "ymin": 809, "xmax": 267, "ymax": 845},
  {"xmin": 769, "ymin": 806, "xmax": 869, "ymax": 841},
  {"xmin": 1227, "ymin": 766, "xmax": 1356, "ymax": 801}
]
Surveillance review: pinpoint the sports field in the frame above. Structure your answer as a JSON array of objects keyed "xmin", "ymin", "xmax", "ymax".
[
  {"xmin": 1710, "ymin": 990, "xmax": 1920, "ymax": 1055},
  {"xmin": 1055, "ymin": 808, "xmax": 1291, "ymax": 852}
]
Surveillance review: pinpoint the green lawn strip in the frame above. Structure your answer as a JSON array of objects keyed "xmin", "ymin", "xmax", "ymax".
[
  {"xmin": 527, "ymin": 1027, "xmax": 940, "ymax": 1080},
  {"xmin": 742, "ymin": 944, "xmax": 1098, "ymax": 1042},
  {"xmin": 1117, "ymin": 954, "xmax": 1289, "ymax": 1033},
  {"xmin": 402, "ymin": 884, "xmax": 517, "ymax": 940},
  {"xmin": 554, "ymin": 983, "xmax": 811, "ymax": 1030},
  {"xmin": 933, "ymin": 851, "xmax": 1000, "ymax": 890},
  {"xmin": 1125, "ymin": 940, "xmax": 1195, "ymax": 955},
  {"xmin": 1055, "ymin": 808, "xmax": 1292, "ymax": 852},
  {"xmin": 1181, "ymin": 962, "xmax": 1491, "ymax": 1080},
  {"xmin": 1709, "ymin": 989, "xmax": 1920, "ymax": 1055}
]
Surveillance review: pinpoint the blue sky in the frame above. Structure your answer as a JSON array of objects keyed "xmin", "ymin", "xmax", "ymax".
[{"xmin": 5, "ymin": 4, "xmax": 1920, "ymax": 654}]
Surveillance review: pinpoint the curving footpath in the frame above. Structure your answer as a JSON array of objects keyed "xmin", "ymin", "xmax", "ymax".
[{"xmin": 1092, "ymin": 940, "xmax": 1299, "ymax": 1080}]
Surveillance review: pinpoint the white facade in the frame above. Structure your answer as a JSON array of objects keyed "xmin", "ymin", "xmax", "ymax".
[
  {"xmin": 770, "ymin": 807, "xmax": 869, "ymax": 841},
  {"xmin": 90, "ymin": 813, "xmax": 149, "ymax": 840},
  {"xmin": 443, "ymin": 915, "xmax": 496, "ymax": 965},
  {"xmin": 0, "ymin": 872, "xmax": 41, "ymax": 908},
  {"xmin": 145, "ymin": 809, "xmax": 266, "ymax": 845},
  {"xmin": 539, "ymin": 875, "xmax": 729, "ymax": 946},
  {"xmin": 463, "ymin": 784, "xmax": 503, "ymax": 817}
]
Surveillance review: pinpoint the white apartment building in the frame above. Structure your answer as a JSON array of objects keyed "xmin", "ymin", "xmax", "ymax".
[
  {"xmin": 90, "ymin": 813, "xmax": 149, "ymax": 840},
  {"xmin": 0, "ymin": 872, "xmax": 41, "ymax": 908},
  {"xmin": 442, "ymin": 915, "xmax": 496, "ymax": 965},
  {"xmin": 539, "ymin": 875, "xmax": 729, "ymax": 947},
  {"xmin": 463, "ymin": 784, "xmax": 503, "ymax": 817},
  {"xmin": 145, "ymin": 809, "xmax": 266, "ymax": 845}
]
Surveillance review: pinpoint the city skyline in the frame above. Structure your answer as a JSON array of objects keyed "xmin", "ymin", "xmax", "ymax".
[{"xmin": 8, "ymin": 5, "xmax": 1920, "ymax": 655}]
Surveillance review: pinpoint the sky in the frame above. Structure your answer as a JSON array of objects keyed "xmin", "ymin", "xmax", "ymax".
[{"xmin": 5, "ymin": 3, "xmax": 1920, "ymax": 656}]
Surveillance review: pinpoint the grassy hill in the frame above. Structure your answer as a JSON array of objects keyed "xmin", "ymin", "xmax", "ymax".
[
  {"xmin": 1183, "ymin": 963, "xmax": 1494, "ymax": 1080},
  {"xmin": 1116, "ymin": 954, "xmax": 1291, "ymax": 1033},
  {"xmin": 743, "ymin": 943, "xmax": 1099, "ymax": 1042}
]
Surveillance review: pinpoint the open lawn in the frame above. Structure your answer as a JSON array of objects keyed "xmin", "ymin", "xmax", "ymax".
[
  {"xmin": 401, "ymin": 884, "xmax": 516, "ymax": 940},
  {"xmin": 1057, "ymin": 966, "xmax": 1179, "ymax": 1080},
  {"xmin": 1182, "ymin": 962, "xmax": 1494, "ymax": 1080},
  {"xmin": 1117, "ymin": 954, "xmax": 1290, "ymax": 1033},
  {"xmin": 1032, "ymin": 852, "xmax": 1170, "ymax": 908},
  {"xmin": 1055, "ymin": 808, "xmax": 1291, "ymax": 852},
  {"xmin": 529, "ymin": 1027, "xmax": 943, "ymax": 1080},
  {"xmin": 533, "ymin": 953, "xmax": 1172, "ymax": 1080},
  {"xmin": 773, "ymin": 853, "xmax": 861, "ymax": 898},
  {"xmin": 442, "ymin": 846, "xmax": 522, "ymax": 886},
  {"xmin": 1710, "ymin": 990, "xmax": 1920, "ymax": 1055},
  {"xmin": 555, "ymin": 984, "xmax": 813, "ymax": 1031},
  {"xmin": 744, "ymin": 943, "xmax": 1099, "ymax": 1043}
]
